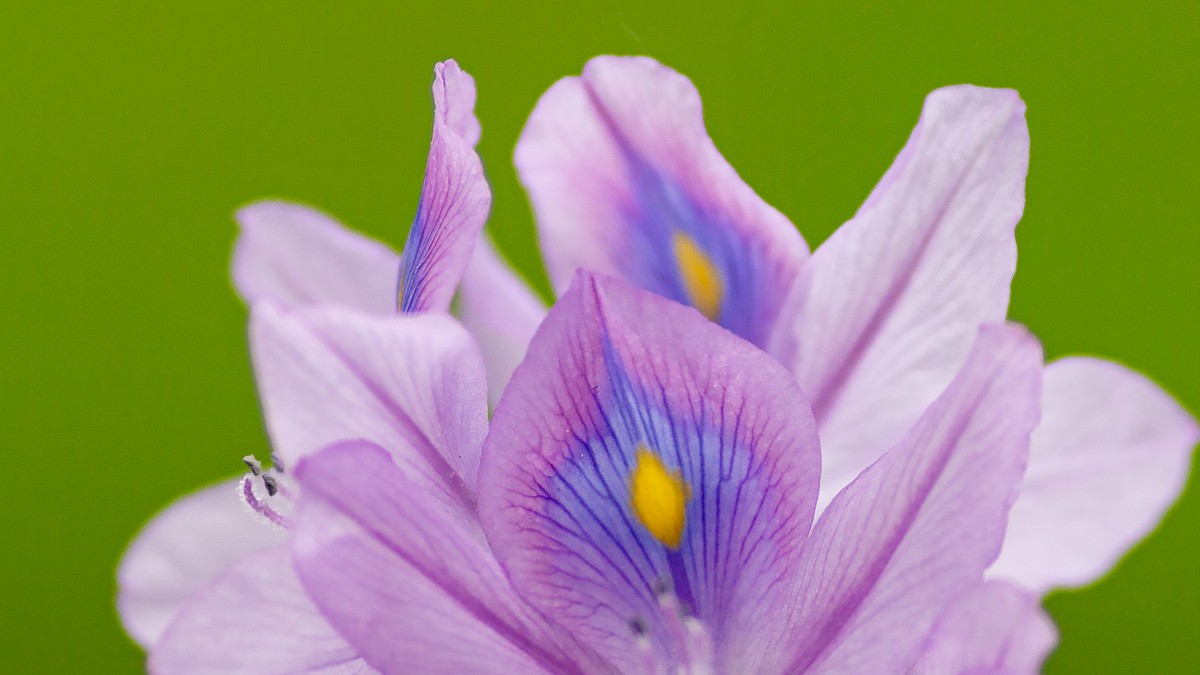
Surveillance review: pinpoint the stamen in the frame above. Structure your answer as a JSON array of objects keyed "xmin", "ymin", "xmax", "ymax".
[
  {"xmin": 242, "ymin": 455, "xmax": 262, "ymax": 476},
  {"xmin": 629, "ymin": 618, "xmax": 659, "ymax": 675},
  {"xmin": 631, "ymin": 586, "xmax": 716, "ymax": 675},
  {"xmin": 657, "ymin": 589, "xmax": 692, "ymax": 666},
  {"xmin": 684, "ymin": 618, "xmax": 715, "ymax": 675},
  {"xmin": 270, "ymin": 451, "xmax": 286, "ymax": 473},
  {"xmin": 261, "ymin": 473, "xmax": 279, "ymax": 497},
  {"xmin": 239, "ymin": 475, "xmax": 292, "ymax": 529}
]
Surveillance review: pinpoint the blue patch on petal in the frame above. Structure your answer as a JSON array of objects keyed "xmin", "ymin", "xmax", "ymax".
[
  {"xmin": 397, "ymin": 204, "xmax": 431, "ymax": 313},
  {"xmin": 616, "ymin": 163, "xmax": 779, "ymax": 347},
  {"xmin": 533, "ymin": 339, "xmax": 790, "ymax": 658}
]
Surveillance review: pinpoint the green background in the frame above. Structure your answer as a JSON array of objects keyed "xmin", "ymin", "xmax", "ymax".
[{"xmin": 1, "ymin": 1, "xmax": 1196, "ymax": 672}]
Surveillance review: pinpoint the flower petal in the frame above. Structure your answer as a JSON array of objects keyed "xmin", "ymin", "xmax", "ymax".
[
  {"xmin": 477, "ymin": 272, "xmax": 821, "ymax": 673},
  {"xmin": 117, "ymin": 478, "xmax": 286, "ymax": 647},
  {"xmin": 397, "ymin": 60, "xmax": 491, "ymax": 313},
  {"xmin": 780, "ymin": 324, "xmax": 1042, "ymax": 674},
  {"xmin": 148, "ymin": 547, "xmax": 374, "ymax": 674},
  {"xmin": 990, "ymin": 357, "xmax": 1199, "ymax": 592},
  {"xmin": 457, "ymin": 236, "xmax": 547, "ymax": 406},
  {"xmin": 515, "ymin": 56, "xmax": 807, "ymax": 348},
  {"xmin": 771, "ymin": 86, "xmax": 1029, "ymax": 508},
  {"xmin": 290, "ymin": 441, "xmax": 597, "ymax": 675},
  {"xmin": 250, "ymin": 304, "xmax": 488, "ymax": 504},
  {"xmin": 232, "ymin": 201, "xmax": 400, "ymax": 313},
  {"xmin": 909, "ymin": 581, "xmax": 1057, "ymax": 674}
]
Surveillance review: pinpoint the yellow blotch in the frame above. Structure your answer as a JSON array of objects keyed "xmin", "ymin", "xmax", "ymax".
[
  {"xmin": 629, "ymin": 445, "xmax": 691, "ymax": 550},
  {"xmin": 672, "ymin": 232, "xmax": 723, "ymax": 321}
]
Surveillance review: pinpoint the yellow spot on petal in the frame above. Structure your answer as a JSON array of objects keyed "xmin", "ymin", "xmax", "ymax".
[
  {"xmin": 672, "ymin": 232, "xmax": 723, "ymax": 321},
  {"xmin": 629, "ymin": 445, "xmax": 690, "ymax": 549}
]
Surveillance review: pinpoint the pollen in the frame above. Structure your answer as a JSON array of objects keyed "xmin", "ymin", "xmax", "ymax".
[
  {"xmin": 629, "ymin": 445, "xmax": 690, "ymax": 549},
  {"xmin": 672, "ymin": 232, "xmax": 723, "ymax": 321}
]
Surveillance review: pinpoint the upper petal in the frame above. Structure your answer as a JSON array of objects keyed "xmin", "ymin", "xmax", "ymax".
[
  {"xmin": 515, "ymin": 56, "xmax": 808, "ymax": 348},
  {"xmin": 457, "ymin": 236, "xmax": 547, "ymax": 407},
  {"xmin": 908, "ymin": 581, "xmax": 1058, "ymax": 675},
  {"xmin": 232, "ymin": 201, "xmax": 400, "ymax": 313},
  {"xmin": 477, "ymin": 273, "xmax": 822, "ymax": 673},
  {"xmin": 290, "ymin": 441, "xmax": 598, "ymax": 675},
  {"xmin": 397, "ymin": 60, "xmax": 491, "ymax": 313},
  {"xmin": 771, "ymin": 86, "xmax": 1029, "ymax": 508},
  {"xmin": 250, "ymin": 303, "xmax": 488, "ymax": 505},
  {"xmin": 148, "ymin": 547, "xmax": 375, "ymax": 674},
  {"xmin": 990, "ymin": 357, "xmax": 1199, "ymax": 592},
  {"xmin": 781, "ymin": 324, "xmax": 1042, "ymax": 674},
  {"xmin": 117, "ymin": 479, "xmax": 287, "ymax": 647}
]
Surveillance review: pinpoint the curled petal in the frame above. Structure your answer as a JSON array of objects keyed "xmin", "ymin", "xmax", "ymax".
[
  {"xmin": 117, "ymin": 478, "xmax": 286, "ymax": 647},
  {"xmin": 771, "ymin": 85, "xmax": 1029, "ymax": 508},
  {"xmin": 990, "ymin": 357, "xmax": 1199, "ymax": 592},
  {"xmin": 909, "ymin": 581, "xmax": 1057, "ymax": 674},
  {"xmin": 458, "ymin": 236, "xmax": 547, "ymax": 406},
  {"xmin": 515, "ymin": 56, "xmax": 807, "ymax": 347},
  {"xmin": 250, "ymin": 304, "xmax": 488, "ymax": 505},
  {"xmin": 232, "ymin": 201, "xmax": 400, "ymax": 313},
  {"xmin": 781, "ymin": 325, "xmax": 1042, "ymax": 674},
  {"xmin": 397, "ymin": 60, "xmax": 491, "ymax": 314},
  {"xmin": 148, "ymin": 547, "xmax": 374, "ymax": 674},
  {"xmin": 291, "ymin": 441, "xmax": 597, "ymax": 674},
  {"xmin": 478, "ymin": 273, "xmax": 821, "ymax": 673}
]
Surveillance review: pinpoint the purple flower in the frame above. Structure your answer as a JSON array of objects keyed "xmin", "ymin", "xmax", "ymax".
[
  {"xmin": 128, "ymin": 265, "xmax": 1054, "ymax": 672},
  {"xmin": 117, "ymin": 55, "xmax": 1195, "ymax": 673}
]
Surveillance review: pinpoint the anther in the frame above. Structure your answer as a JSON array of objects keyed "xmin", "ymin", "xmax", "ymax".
[
  {"xmin": 261, "ymin": 473, "xmax": 279, "ymax": 497},
  {"xmin": 653, "ymin": 577, "xmax": 672, "ymax": 598},
  {"xmin": 242, "ymin": 455, "xmax": 262, "ymax": 476},
  {"xmin": 629, "ymin": 617, "xmax": 658, "ymax": 675},
  {"xmin": 270, "ymin": 451, "xmax": 285, "ymax": 473}
]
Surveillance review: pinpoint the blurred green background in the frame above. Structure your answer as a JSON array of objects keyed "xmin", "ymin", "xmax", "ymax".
[{"xmin": 1, "ymin": 1, "xmax": 1196, "ymax": 672}]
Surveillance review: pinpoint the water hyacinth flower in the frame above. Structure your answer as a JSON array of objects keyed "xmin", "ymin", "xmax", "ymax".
[
  {"xmin": 131, "ymin": 265, "xmax": 1055, "ymax": 672},
  {"xmin": 116, "ymin": 55, "xmax": 1195, "ymax": 672},
  {"xmin": 217, "ymin": 54, "xmax": 1194, "ymax": 596}
]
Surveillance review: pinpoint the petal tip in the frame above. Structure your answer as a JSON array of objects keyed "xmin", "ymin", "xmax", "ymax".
[
  {"xmin": 923, "ymin": 84, "xmax": 1027, "ymax": 123},
  {"xmin": 432, "ymin": 58, "xmax": 481, "ymax": 146}
]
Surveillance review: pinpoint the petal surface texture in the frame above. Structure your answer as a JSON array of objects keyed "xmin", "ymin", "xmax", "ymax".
[
  {"xmin": 148, "ymin": 547, "xmax": 375, "ymax": 674},
  {"xmin": 781, "ymin": 325, "xmax": 1042, "ymax": 674},
  {"xmin": 458, "ymin": 236, "xmax": 547, "ymax": 406},
  {"xmin": 397, "ymin": 60, "xmax": 491, "ymax": 313},
  {"xmin": 291, "ymin": 441, "xmax": 594, "ymax": 675},
  {"xmin": 990, "ymin": 357, "xmax": 1199, "ymax": 592},
  {"xmin": 232, "ymin": 201, "xmax": 400, "ymax": 313},
  {"xmin": 250, "ymin": 304, "xmax": 488, "ymax": 504},
  {"xmin": 772, "ymin": 86, "xmax": 1029, "ymax": 507},
  {"xmin": 117, "ymin": 478, "xmax": 287, "ymax": 647},
  {"xmin": 478, "ymin": 273, "xmax": 822, "ymax": 673},
  {"xmin": 515, "ymin": 56, "xmax": 808, "ymax": 348},
  {"xmin": 909, "ymin": 581, "xmax": 1058, "ymax": 675}
]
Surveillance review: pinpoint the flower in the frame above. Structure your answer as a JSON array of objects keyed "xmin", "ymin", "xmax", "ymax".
[
  {"xmin": 118, "ymin": 55, "xmax": 1196, "ymax": 673},
  {"xmin": 133, "ymin": 268, "xmax": 1056, "ymax": 672},
  {"xmin": 224, "ymin": 55, "xmax": 1195, "ymax": 596}
]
